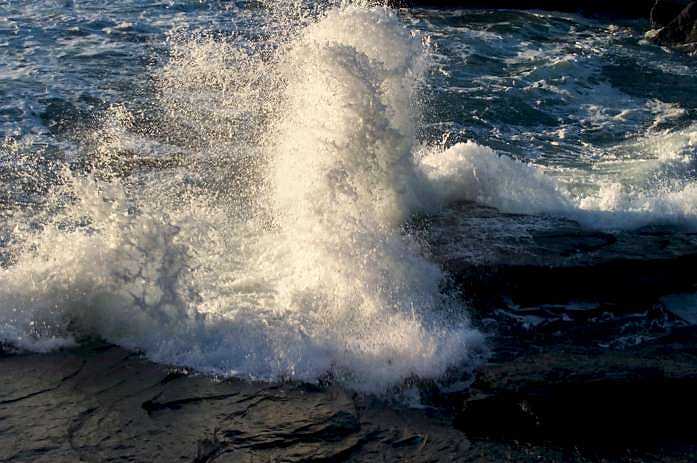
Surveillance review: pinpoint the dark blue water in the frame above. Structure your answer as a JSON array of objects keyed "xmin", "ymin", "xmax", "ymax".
[{"xmin": 3, "ymin": 2, "xmax": 696, "ymax": 173}]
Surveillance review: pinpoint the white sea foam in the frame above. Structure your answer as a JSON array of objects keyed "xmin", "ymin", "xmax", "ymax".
[
  {"xmin": 415, "ymin": 141, "xmax": 572, "ymax": 213},
  {"xmin": 416, "ymin": 123, "xmax": 697, "ymax": 230}
]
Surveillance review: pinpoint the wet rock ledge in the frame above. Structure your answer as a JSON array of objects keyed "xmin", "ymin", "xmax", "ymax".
[
  {"xmin": 422, "ymin": 202, "xmax": 697, "ymax": 458},
  {"xmin": 427, "ymin": 202, "xmax": 697, "ymax": 310},
  {"xmin": 3, "ymin": 340, "xmax": 697, "ymax": 462},
  {"xmin": 3, "ymin": 203, "xmax": 697, "ymax": 462}
]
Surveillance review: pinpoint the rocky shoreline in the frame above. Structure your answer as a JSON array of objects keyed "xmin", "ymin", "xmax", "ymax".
[{"xmin": 3, "ymin": 203, "xmax": 697, "ymax": 461}]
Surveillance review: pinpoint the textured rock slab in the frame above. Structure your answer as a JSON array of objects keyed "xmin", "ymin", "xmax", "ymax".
[
  {"xmin": 0, "ymin": 344, "xmax": 471, "ymax": 463},
  {"xmin": 426, "ymin": 202, "xmax": 697, "ymax": 308},
  {"xmin": 3, "ymin": 343, "xmax": 697, "ymax": 462}
]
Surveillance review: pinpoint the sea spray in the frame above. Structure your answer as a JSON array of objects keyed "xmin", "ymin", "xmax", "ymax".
[
  {"xmin": 265, "ymin": 5, "xmax": 484, "ymax": 387},
  {"xmin": 0, "ymin": 4, "xmax": 484, "ymax": 392}
]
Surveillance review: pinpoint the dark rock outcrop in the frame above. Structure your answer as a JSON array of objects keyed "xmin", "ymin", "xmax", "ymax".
[
  {"xmin": 4, "ymin": 342, "xmax": 697, "ymax": 462},
  {"xmin": 425, "ymin": 202, "xmax": 697, "ymax": 310},
  {"xmin": 651, "ymin": 0, "xmax": 692, "ymax": 27},
  {"xmin": 652, "ymin": 1, "xmax": 697, "ymax": 50},
  {"xmin": 423, "ymin": 202, "xmax": 697, "ymax": 455},
  {"xmin": 454, "ymin": 328, "xmax": 697, "ymax": 448}
]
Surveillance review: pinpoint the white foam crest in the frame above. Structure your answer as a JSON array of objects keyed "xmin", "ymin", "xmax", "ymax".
[
  {"xmin": 417, "ymin": 123, "xmax": 697, "ymax": 230},
  {"xmin": 416, "ymin": 140, "xmax": 572, "ymax": 214}
]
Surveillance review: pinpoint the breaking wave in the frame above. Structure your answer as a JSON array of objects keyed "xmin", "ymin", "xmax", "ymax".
[
  {"xmin": 2, "ymin": 2, "xmax": 696, "ymax": 393},
  {"xmin": 0, "ymin": 4, "xmax": 485, "ymax": 392}
]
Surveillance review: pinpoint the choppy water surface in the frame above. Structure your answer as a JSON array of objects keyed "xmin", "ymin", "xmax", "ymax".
[{"xmin": 1, "ymin": 1, "xmax": 697, "ymax": 392}]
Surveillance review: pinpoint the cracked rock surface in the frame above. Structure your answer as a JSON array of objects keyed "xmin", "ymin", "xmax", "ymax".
[{"xmin": 0, "ymin": 344, "xmax": 472, "ymax": 463}]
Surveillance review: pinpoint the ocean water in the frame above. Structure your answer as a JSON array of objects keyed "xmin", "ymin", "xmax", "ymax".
[{"xmin": 1, "ymin": 0, "xmax": 696, "ymax": 392}]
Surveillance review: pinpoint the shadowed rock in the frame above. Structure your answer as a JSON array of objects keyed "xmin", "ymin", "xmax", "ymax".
[
  {"xmin": 651, "ymin": 0, "xmax": 692, "ymax": 27},
  {"xmin": 454, "ymin": 327, "xmax": 697, "ymax": 450},
  {"xmin": 420, "ymin": 202, "xmax": 697, "ymax": 455},
  {"xmin": 426, "ymin": 202, "xmax": 697, "ymax": 309},
  {"xmin": 652, "ymin": 1, "xmax": 697, "ymax": 51}
]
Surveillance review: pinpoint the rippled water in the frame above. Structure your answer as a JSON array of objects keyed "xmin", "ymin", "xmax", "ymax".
[{"xmin": 1, "ymin": 1, "xmax": 697, "ymax": 392}]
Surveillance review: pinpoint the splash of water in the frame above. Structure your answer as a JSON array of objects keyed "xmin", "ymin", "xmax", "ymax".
[
  {"xmin": 3, "ymin": 1, "xmax": 696, "ymax": 393},
  {"xmin": 0, "ymin": 5, "xmax": 484, "ymax": 392}
]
